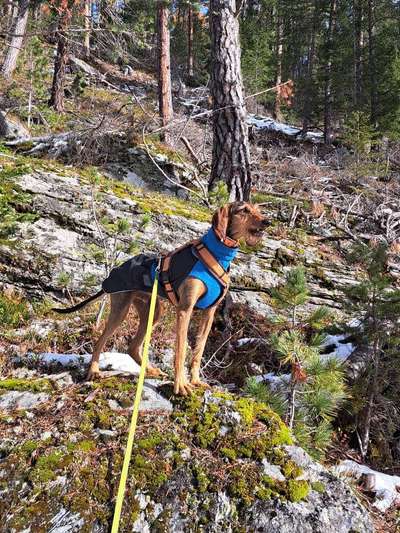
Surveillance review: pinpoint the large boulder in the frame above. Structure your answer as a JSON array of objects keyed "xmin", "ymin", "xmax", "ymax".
[
  {"xmin": 0, "ymin": 378, "xmax": 373, "ymax": 532},
  {"xmin": 0, "ymin": 110, "xmax": 30, "ymax": 140}
]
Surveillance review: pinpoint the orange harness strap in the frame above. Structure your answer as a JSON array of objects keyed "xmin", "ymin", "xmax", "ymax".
[
  {"xmin": 160, "ymin": 238, "xmax": 200, "ymax": 307},
  {"xmin": 193, "ymin": 242, "xmax": 229, "ymax": 288},
  {"xmin": 160, "ymin": 239, "xmax": 230, "ymax": 307}
]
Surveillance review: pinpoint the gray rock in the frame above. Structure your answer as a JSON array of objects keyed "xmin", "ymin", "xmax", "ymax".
[
  {"xmin": 0, "ymin": 110, "xmax": 30, "ymax": 140},
  {"xmin": 48, "ymin": 507, "xmax": 84, "ymax": 532},
  {"xmin": 0, "ymin": 391, "xmax": 49, "ymax": 411},
  {"xmin": 139, "ymin": 380, "xmax": 173, "ymax": 412},
  {"xmin": 95, "ymin": 429, "xmax": 116, "ymax": 442}
]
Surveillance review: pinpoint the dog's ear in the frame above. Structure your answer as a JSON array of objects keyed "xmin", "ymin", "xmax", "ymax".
[{"xmin": 212, "ymin": 204, "xmax": 231, "ymax": 240}]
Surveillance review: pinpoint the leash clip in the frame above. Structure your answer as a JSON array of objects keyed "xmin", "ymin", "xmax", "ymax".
[{"xmin": 155, "ymin": 257, "xmax": 162, "ymax": 275}]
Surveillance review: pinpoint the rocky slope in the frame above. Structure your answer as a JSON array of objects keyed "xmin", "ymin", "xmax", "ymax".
[
  {"xmin": 0, "ymin": 154, "xmax": 357, "ymax": 315},
  {"xmin": 0, "ymin": 151, "xmax": 376, "ymax": 532},
  {"xmin": 0, "ymin": 371, "xmax": 373, "ymax": 532}
]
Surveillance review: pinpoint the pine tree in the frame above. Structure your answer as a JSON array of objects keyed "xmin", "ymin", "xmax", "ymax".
[
  {"xmin": 209, "ymin": 0, "xmax": 252, "ymax": 201},
  {"xmin": 248, "ymin": 266, "xmax": 346, "ymax": 459},
  {"xmin": 344, "ymin": 243, "xmax": 400, "ymax": 460}
]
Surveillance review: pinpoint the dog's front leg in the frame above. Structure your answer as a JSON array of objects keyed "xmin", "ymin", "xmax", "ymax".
[
  {"xmin": 190, "ymin": 306, "xmax": 216, "ymax": 388},
  {"xmin": 174, "ymin": 279, "xmax": 205, "ymax": 395},
  {"xmin": 174, "ymin": 304, "xmax": 195, "ymax": 395}
]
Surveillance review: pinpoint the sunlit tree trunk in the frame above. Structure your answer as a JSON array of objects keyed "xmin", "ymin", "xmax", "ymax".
[
  {"xmin": 157, "ymin": 1, "xmax": 173, "ymax": 143},
  {"xmin": 324, "ymin": 0, "xmax": 337, "ymax": 144},
  {"xmin": 353, "ymin": 0, "xmax": 364, "ymax": 108},
  {"xmin": 367, "ymin": 0, "xmax": 377, "ymax": 126},
  {"xmin": 84, "ymin": 0, "xmax": 91, "ymax": 56},
  {"xmin": 302, "ymin": 0, "xmax": 318, "ymax": 133},
  {"xmin": 187, "ymin": 3, "xmax": 194, "ymax": 80},
  {"xmin": 209, "ymin": 0, "xmax": 251, "ymax": 201},
  {"xmin": 1, "ymin": 0, "xmax": 30, "ymax": 79},
  {"xmin": 274, "ymin": 3, "xmax": 284, "ymax": 121},
  {"xmin": 49, "ymin": 13, "xmax": 70, "ymax": 112}
]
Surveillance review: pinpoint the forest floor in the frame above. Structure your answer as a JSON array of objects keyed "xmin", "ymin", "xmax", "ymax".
[{"xmin": 1, "ymin": 56, "xmax": 400, "ymax": 531}]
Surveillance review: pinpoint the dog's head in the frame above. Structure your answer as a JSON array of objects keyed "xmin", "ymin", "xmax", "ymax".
[{"xmin": 212, "ymin": 202, "xmax": 269, "ymax": 248}]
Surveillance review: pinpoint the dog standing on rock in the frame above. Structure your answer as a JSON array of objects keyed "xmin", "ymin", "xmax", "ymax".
[{"xmin": 53, "ymin": 202, "xmax": 269, "ymax": 395}]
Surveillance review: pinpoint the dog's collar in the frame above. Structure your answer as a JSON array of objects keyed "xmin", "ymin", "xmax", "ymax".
[{"xmin": 212, "ymin": 227, "xmax": 239, "ymax": 248}]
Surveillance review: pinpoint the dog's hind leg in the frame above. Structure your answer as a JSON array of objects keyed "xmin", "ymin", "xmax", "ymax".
[
  {"xmin": 87, "ymin": 292, "xmax": 132, "ymax": 380},
  {"xmin": 190, "ymin": 306, "xmax": 216, "ymax": 388},
  {"xmin": 129, "ymin": 294, "xmax": 167, "ymax": 378}
]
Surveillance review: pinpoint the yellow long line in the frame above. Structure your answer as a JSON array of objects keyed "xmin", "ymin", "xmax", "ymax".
[{"xmin": 111, "ymin": 274, "xmax": 159, "ymax": 533}]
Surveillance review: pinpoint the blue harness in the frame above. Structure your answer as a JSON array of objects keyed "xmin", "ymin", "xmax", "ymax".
[{"xmin": 151, "ymin": 227, "xmax": 238, "ymax": 309}]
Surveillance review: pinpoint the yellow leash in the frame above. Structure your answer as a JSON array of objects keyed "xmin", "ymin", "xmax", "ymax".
[{"xmin": 111, "ymin": 272, "xmax": 159, "ymax": 533}]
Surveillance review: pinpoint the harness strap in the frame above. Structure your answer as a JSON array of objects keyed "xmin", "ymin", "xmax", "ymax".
[
  {"xmin": 160, "ymin": 238, "xmax": 200, "ymax": 306},
  {"xmin": 160, "ymin": 255, "xmax": 179, "ymax": 306},
  {"xmin": 193, "ymin": 242, "xmax": 229, "ymax": 287},
  {"xmin": 159, "ymin": 238, "xmax": 231, "ymax": 307}
]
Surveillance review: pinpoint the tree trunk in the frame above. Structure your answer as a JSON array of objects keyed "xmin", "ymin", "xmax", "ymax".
[
  {"xmin": 209, "ymin": 0, "xmax": 252, "ymax": 201},
  {"xmin": 1, "ymin": 0, "xmax": 30, "ymax": 79},
  {"xmin": 49, "ymin": 15, "xmax": 70, "ymax": 113},
  {"xmin": 367, "ymin": 0, "xmax": 377, "ymax": 126},
  {"xmin": 324, "ymin": 0, "xmax": 337, "ymax": 144},
  {"xmin": 84, "ymin": 0, "xmax": 91, "ymax": 57},
  {"xmin": 302, "ymin": 1, "xmax": 318, "ymax": 133},
  {"xmin": 157, "ymin": 1, "xmax": 173, "ymax": 143},
  {"xmin": 187, "ymin": 3, "xmax": 194, "ymax": 80},
  {"xmin": 274, "ymin": 5, "xmax": 284, "ymax": 122},
  {"xmin": 353, "ymin": 0, "xmax": 364, "ymax": 108}
]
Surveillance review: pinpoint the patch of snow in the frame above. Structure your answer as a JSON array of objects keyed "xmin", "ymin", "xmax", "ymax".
[
  {"xmin": 254, "ymin": 372, "xmax": 291, "ymax": 390},
  {"xmin": 334, "ymin": 460, "xmax": 400, "ymax": 512},
  {"xmin": 37, "ymin": 351, "xmax": 141, "ymax": 374},
  {"xmin": 247, "ymin": 113, "xmax": 323, "ymax": 142},
  {"xmin": 322, "ymin": 334, "xmax": 355, "ymax": 362},
  {"xmin": 235, "ymin": 337, "xmax": 260, "ymax": 348}
]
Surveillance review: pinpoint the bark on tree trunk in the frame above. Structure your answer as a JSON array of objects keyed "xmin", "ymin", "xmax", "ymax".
[
  {"xmin": 273, "ymin": 4, "xmax": 283, "ymax": 121},
  {"xmin": 84, "ymin": 0, "xmax": 91, "ymax": 57},
  {"xmin": 353, "ymin": 0, "xmax": 364, "ymax": 108},
  {"xmin": 367, "ymin": 0, "xmax": 377, "ymax": 126},
  {"xmin": 157, "ymin": 1, "xmax": 173, "ymax": 143},
  {"xmin": 302, "ymin": 1, "xmax": 318, "ymax": 133},
  {"xmin": 324, "ymin": 0, "xmax": 337, "ymax": 144},
  {"xmin": 49, "ymin": 15, "xmax": 70, "ymax": 113},
  {"xmin": 1, "ymin": 0, "xmax": 30, "ymax": 79},
  {"xmin": 187, "ymin": 3, "xmax": 194, "ymax": 80},
  {"xmin": 209, "ymin": 0, "xmax": 252, "ymax": 201}
]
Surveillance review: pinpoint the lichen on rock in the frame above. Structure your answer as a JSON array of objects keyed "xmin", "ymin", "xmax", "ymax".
[{"xmin": 0, "ymin": 377, "xmax": 373, "ymax": 532}]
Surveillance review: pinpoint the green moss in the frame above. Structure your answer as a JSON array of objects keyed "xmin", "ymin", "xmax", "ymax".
[
  {"xmin": 287, "ymin": 479, "xmax": 310, "ymax": 502},
  {"xmin": 311, "ymin": 481, "xmax": 326, "ymax": 493},
  {"xmin": 17, "ymin": 440, "xmax": 39, "ymax": 457},
  {"xmin": 193, "ymin": 464, "xmax": 211, "ymax": 493},
  {"xmin": 0, "ymin": 293, "xmax": 30, "ymax": 328},
  {"xmin": 0, "ymin": 377, "xmax": 53, "ymax": 392},
  {"xmin": 220, "ymin": 447, "xmax": 237, "ymax": 460},
  {"xmin": 136, "ymin": 433, "xmax": 164, "ymax": 451},
  {"xmin": 30, "ymin": 450, "xmax": 71, "ymax": 484},
  {"xmin": 0, "ymin": 165, "xmax": 39, "ymax": 239},
  {"xmin": 281, "ymin": 459, "xmax": 303, "ymax": 479}
]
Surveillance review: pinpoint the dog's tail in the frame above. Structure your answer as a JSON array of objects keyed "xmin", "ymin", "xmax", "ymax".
[{"xmin": 52, "ymin": 289, "xmax": 105, "ymax": 314}]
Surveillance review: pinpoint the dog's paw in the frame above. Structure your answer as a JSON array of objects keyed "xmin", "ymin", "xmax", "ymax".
[
  {"xmin": 146, "ymin": 366, "xmax": 168, "ymax": 379},
  {"xmin": 190, "ymin": 379, "xmax": 211, "ymax": 389},
  {"xmin": 174, "ymin": 378, "xmax": 194, "ymax": 396},
  {"xmin": 86, "ymin": 369, "xmax": 100, "ymax": 381}
]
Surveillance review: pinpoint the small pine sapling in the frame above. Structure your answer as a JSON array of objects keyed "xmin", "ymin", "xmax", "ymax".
[
  {"xmin": 254, "ymin": 266, "xmax": 346, "ymax": 458},
  {"xmin": 344, "ymin": 243, "xmax": 400, "ymax": 460}
]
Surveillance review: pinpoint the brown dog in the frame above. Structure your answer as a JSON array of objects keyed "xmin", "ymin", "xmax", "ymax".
[{"xmin": 54, "ymin": 202, "xmax": 268, "ymax": 395}]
